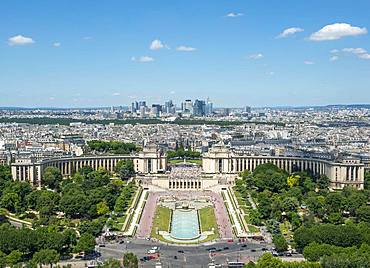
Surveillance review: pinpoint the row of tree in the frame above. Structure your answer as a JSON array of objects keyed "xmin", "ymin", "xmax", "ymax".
[
  {"xmin": 86, "ymin": 140, "xmax": 138, "ymax": 155},
  {"xmin": 167, "ymin": 145, "xmax": 201, "ymax": 159}
]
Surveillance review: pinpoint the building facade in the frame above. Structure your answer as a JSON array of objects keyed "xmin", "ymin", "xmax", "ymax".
[
  {"xmin": 11, "ymin": 144, "xmax": 365, "ymax": 190},
  {"xmin": 11, "ymin": 146, "xmax": 167, "ymax": 187},
  {"xmin": 202, "ymin": 145, "xmax": 365, "ymax": 190}
]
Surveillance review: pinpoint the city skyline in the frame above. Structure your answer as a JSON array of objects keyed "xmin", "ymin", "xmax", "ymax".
[{"xmin": 1, "ymin": 0, "xmax": 370, "ymax": 107}]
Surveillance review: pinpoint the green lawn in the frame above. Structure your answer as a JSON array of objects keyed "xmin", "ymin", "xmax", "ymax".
[
  {"xmin": 199, "ymin": 207, "xmax": 219, "ymax": 241},
  {"xmin": 151, "ymin": 206, "xmax": 171, "ymax": 239}
]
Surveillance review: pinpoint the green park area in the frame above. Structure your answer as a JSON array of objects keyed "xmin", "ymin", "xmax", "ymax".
[
  {"xmin": 233, "ymin": 164, "xmax": 370, "ymax": 266},
  {"xmin": 0, "ymin": 164, "xmax": 138, "ymax": 267}
]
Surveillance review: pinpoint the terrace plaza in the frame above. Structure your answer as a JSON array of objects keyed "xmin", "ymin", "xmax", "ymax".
[{"xmin": 9, "ymin": 143, "xmax": 366, "ymax": 244}]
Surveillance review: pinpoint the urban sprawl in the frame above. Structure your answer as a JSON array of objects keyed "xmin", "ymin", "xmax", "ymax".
[{"xmin": 0, "ymin": 100, "xmax": 369, "ymax": 268}]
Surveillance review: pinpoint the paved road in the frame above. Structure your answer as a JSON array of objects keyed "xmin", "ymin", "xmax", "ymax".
[{"xmin": 98, "ymin": 238, "xmax": 273, "ymax": 268}]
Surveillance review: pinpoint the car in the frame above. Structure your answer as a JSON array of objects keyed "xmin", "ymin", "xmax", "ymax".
[
  {"xmin": 177, "ymin": 250, "xmax": 184, "ymax": 253},
  {"xmin": 223, "ymin": 247, "xmax": 229, "ymax": 250},
  {"xmin": 261, "ymin": 248, "xmax": 268, "ymax": 251},
  {"xmin": 119, "ymin": 240, "xmax": 125, "ymax": 244},
  {"xmin": 285, "ymin": 252, "xmax": 292, "ymax": 257},
  {"xmin": 241, "ymin": 244, "xmax": 247, "ymax": 248},
  {"xmin": 174, "ymin": 256, "xmax": 178, "ymax": 259},
  {"xmin": 207, "ymin": 247, "xmax": 216, "ymax": 251},
  {"xmin": 251, "ymin": 249, "xmax": 256, "ymax": 252},
  {"xmin": 98, "ymin": 244, "xmax": 105, "ymax": 247}
]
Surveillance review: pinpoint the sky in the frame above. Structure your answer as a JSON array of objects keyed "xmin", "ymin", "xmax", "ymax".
[{"xmin": 0, "ymin": 0, "xmax": 370, "ymax": 108}]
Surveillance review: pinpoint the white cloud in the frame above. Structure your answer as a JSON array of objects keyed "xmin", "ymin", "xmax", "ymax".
[
  {"xmin": 304, "ymin": 60, "xmax": 315, "ymax": 65},
  {"xmin": 131, "ymin": 56, "xmax": 155, "ymax": 62},
  {"xmin": 277, "ymin": 27, "xmax": 304, "ymax": 38},
  {"xmin": 8, "ymin": 35, "xmax": 35, "ymax": 46},
  {"xmin": 169, "ymin": 90, "xmax": 175, "ymax": 95},
  {"xmin": 176, "ymin": 45, "xmax": 197, "ymax": 52},
  {"xmin": 309, "ymin": 23, "xmax": 367, "ymax": 41},
  {"xmin": 49, "ymin": 97, "xmax": 55, "ymax": 101},
  {"xmin": 342, "ymin": 48, "xmax": 366, "ymax": 54},
  {"xmin": 53, "ymin": 42, "xmax": 61, "ymax": 47},
  {"xmin": 330, "ymin": 49, "xmax": 339, "ymax": 54},
  {"xmin": 83, "ymin": 36, "xmax": 92, "ymax": 40},
  {"xmin": 248, "ymin": 53, "xmax": 264, "ymax": 60},
  {"xmin": 150, "ymin": 39, "xmax": 168, "ymax": 50},
  {"xmin": 359, "ymin": 54, "xmax": 370, "ymax": 60},
  {"xmin": 226, "ymin": 12, "xmax": 244, "ymax": 18},
  {"xmin": 266, "ymin": 71, "xmax": 275, "ymax": 76},
  {"xmin": 342, "ymin": 47, "xmax": 370, "ymax": 60},
  {"xmin": 112, "ymin": 92, "xmax": 121, "ymax": 96},
  {"xmin": 330, "ymin": 55, "xmax": 339, "ymax": 61}
]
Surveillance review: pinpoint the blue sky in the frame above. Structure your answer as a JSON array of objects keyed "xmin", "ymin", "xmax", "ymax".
[{"xmin": 0, "ymin": 0, "xmax": 369, "ymax": 108}]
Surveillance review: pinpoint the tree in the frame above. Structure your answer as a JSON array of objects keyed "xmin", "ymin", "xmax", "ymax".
[
  {"xmin": 74, "ymin": 233, "xmax": 96, "ymax": 254},
  {"xmin": 114, "ymin": 183, "xmax": 135, "ymax": 213},
  {"xmin": 32, "ymin": 249, "xmax": 60, "ymax": 268},
  {"xmin": 356, "ymin": 205, "xmax": 370, "ymax": 222},
  {"xmin": 249, "ymin": 210, "xmax": 262, "ymax": 226},
  {"xmin": 1, "ymin": 192, "xmax": 21, "ymax": 213},
  {"xmin": 317, "ymin": 175, "xmax": 330, "ymax": 190},
  {"xmin": 87, "ymin": 140, "xmax": 137, "ymax": 155},
  {"xmin": 6, "ymin": 250, "xmax": 22, "ymax": 266},
  {"xmin": 325, "ymin": 192, "xmax": 344, "ymax": 213},
  {"xmin": 282, "ymin": 197, "xmax": 299, "ymax": 212},
  {"xmin": 303, "ymin": 242, "xmax": 333, "ymax": 262},
  {"xmin": 287, "ymin": 174, "xmax": 300, "ymax": 188},
  {"xmin": 328, "ymin": 212, "xmax": 343, "ymax": 225},
  {"xmin": 0, "ymin": 251, "xmax": 6, "ymax": 268},
  {"xmin": 256, "ymin": 253, "xmax": 283, "ymax": 268},
  {"xmin": 244, "ymin": 261, "xmax": 256, "ymax": 268},
  {"xmin": 364, "ymin": 171, "xmax": 370, "ymax": 190},
  {"xmin": 252, "ymin": 164, "xmax": 288, "ymax": 193},
  {"xmin": 36, "ymin": 190, "xmax": 60, "ymax": 216},
  {"xmin": 96, "ymin": 201, "xmax": 110, "ymax": 216},
  {"xmin": 62, "ymin": 229, "xmax": 78, "ymax": 250},
  {"xmin": 272, "ymin": 234, "xmax": 288, "ymax": 252},
  {"xmin": 116, "ymin": 160, "xmax": 135, "ymax": 180},
  {"xmin": 0, "ymin": 165, "xmax": 12, "ymax": 195},
  {"xmin": 122, "ymin": 252, "xmax": 138, "ymax": 268},
  {"xmin": 43, "ymin": 167, "xmax": 63, "ymax": 191},
  {"xmin": 59, "ymin": 188, "xmax": 90, "ymax": 218},
  {"xmin": 102, "ymin": 258, "xmax": 121, "ymax": 268}
]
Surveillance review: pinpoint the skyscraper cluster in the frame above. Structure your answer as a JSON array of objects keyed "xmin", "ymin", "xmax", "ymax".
[{"xmin": 131, "ymin": 98, "xmax": 213, "ymax": 117}]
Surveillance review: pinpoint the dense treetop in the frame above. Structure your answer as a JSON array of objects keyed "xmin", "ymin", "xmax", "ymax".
[{"xmin": 86, "ymin": 140, "xmax": 138, "ymax": 155}]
